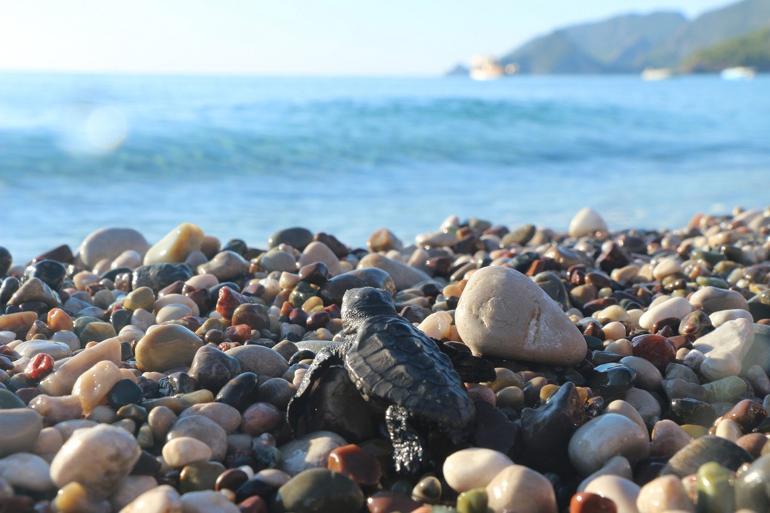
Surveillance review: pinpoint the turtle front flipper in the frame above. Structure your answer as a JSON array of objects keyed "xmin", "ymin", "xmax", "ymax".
[
  {"xmin": 287, "ymin": 346, "xmax": 341, "ymax": 434},
  {"xmin": 287, "ymin": 345, "xmax": 377, "ymax": 440},
  {"xmin": 385, "ymin": 404, "xmax": 425, "ymax": 475}
]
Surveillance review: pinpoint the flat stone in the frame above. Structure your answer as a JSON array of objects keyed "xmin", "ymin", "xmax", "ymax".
[
  {"xmin": 179, "ymin": 401, "xmax": 242, "ymax": 434},
  {"xmin": 39, "ymin": 337, "xmax": 122, "ymax": 395},
  {"xmin": 0, "ymin": 452, "xmax": 53, "ymax": 492},
  {"xmin": 50, "ymin": 424, "xmax": 141, "ymax": 499},
  {"xmin": 276, "ymin": 468, "xmax": 364, "ymax": 513},
  {"xmin": 78, "ymin": 228, "xmax": 149, "ymax": 269},
  {"xmin": 8, "ymin": 277, "xmax": 58, "ymax": 307},
  {"xmin": 132, "ymin": 263, "xmax": 193, "ymax": 293},
  {"xmin": 693, "ymin": 318, "xmax": 753, "ymax": 381},
  {"xmin": 690, "ymin": 286, "xmax": 749, "ymax": 314},
  {"xmin": 180, "ymin": 490, "xmax": 239, "ymax": 513},
  {"xmin": 259, "ymin": 249, "xmax": 297, "ymax": 273},
  {"xmin": 72, "ymin": 360, "xmax": 127, "ymax": 413},
  {"xmin": 162, "ymin": 437, "xmax": 212, "ymax": 468},
  {"xmin": 299, "ymin": 241, "xmax": 342, "ymax": 276},
  {"xmin": 0, "ymin": 311, "xmax": 38, "ymax": 338},
  {"xmin": 167, "ymin": 414, "xmax": 227, "ymax": 461},
  {"xmin": 135, "ymin": 324, "xmax": 203, "ymax": 372},
  {"xmin": 119, "ymin": 484, "xmax": 181, "ymax": 513},
  {"xmin": 455, "ymin": 266, "xmax": 587, "ymax": 365},
  {"xmin": 225, "ymin": 345, "xmax": 288, "ymax": 378},
  {"xmin": 662, "ymin": 435, "xmax": 752, "ymax": 477},
  {"xmin": 443, "ymin": 448, "xmax": 513, "ymax": 493},
  {"xmin": 110, "ymin": 475, "xmax": 157, "ymax": 511},
  {"xmin": 279, "ymin": 431, "xmax": 347, "ymax": 475},
  {"xmin": 197, "ymin": 251, "xmax": 249, "ymax": 281},
  {"xmin": 188, "ymin": 344, "xmax": 241, "ymax": 392},
  {"xmin": 269, "ymin": 227, "xmax": 314, "ymax": 251},
  {"xmin": 14, "ymin": 340, "xmax": 71, "ymax": 360},
  {"xmin": 318, "ymin": 268, "xmax": 395, "ymax": 305},
  {"xmin": 710, "ymin": 308, "xmax": 753, "ymax": 327},
  {"xmin": 144, "ymin": 223, "xmax": 204, "ymax": 265},
  {"xmin": 638, "ymin": 296, "xmax": 692, "ymax": 331},
  {"xmin": 636, "ymin": 475, "xmax": 693, "ymax": 513},
  {"xmin": 358, "ymin": 253, "xmax": 433, "ymax": 290},
  {"xmin": 0, "ymin": 408, "xmax": 42, "ymax": 457},
  {"xmin": 569, "ymin": 208, "xmax": 608, "ymax": 238},
  {"xmin": 650, "ymin": 420, "xmax": 692, "ymax": 459},
  {"xmin": 485, "ymin": 464, "xmax": 557, "ymax": 513},
  {"xmin": 568, "ymin": 413, "xmax": 650, "ymax": 475},
  {"xmin": 583, "ymin": 475, "xmax": 640, "ymax": 513},
  {"xmin": 367, "ymin": 228, "xmax": 403, "ymax": 252}
]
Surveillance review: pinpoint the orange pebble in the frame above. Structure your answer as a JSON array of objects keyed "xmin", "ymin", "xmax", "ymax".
[{"xmin": 47, "ymin": 308, "xmax": 74, "ymax": 332}]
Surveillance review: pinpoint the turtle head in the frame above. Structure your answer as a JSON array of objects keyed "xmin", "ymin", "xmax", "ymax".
[{"xmin": 341, "ymin": 287, "xmax": 396, "ymax": 328}]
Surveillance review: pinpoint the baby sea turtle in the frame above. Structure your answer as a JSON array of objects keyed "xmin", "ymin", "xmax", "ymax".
[{"xmin": 287, "ymin": 287, "xmax": 488, "ymax": 474}]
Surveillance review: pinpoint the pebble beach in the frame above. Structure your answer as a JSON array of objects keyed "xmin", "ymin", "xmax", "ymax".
[{"xmin": 1, "ymin": 206, "xmax": 770, "ymax": 513}]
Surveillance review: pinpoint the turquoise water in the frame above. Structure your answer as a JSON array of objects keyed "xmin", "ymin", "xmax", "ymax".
[{"xmin": 0, "ymin": 73, "xmax": 769, "ymax": 260}]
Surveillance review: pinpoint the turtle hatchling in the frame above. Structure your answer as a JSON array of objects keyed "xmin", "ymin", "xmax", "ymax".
[{"xmin": 287, "ymin": 286, "xmax": 491, "ymax": 474}]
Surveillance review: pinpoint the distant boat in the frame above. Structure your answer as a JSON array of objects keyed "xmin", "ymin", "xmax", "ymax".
[
  {"xmin": 470, "ymin": 55, "xmax": 505, "ymax": 81},
  {"xmin": 641, "ymin": 68, "xmax": 672, "ymax": 81},
  {"xmin": 721, "ymin": 66, "xmax": 756, "ymax": 80}
]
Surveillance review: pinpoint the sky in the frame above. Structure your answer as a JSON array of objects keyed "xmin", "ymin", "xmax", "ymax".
[{"xmin": 0, "ymin": 0, "xmax": 734, "ymax": 75}]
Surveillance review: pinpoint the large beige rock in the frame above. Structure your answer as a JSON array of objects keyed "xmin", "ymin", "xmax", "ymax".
[
  {"xmin": 455, "ymin": 266, "xmax": 586, "ymax": 365},
  {"xmin": 144, "ymin": 223, "xmax": 204, "ymax": 265},
  {"xmin": 568, "ymin": 208, "xmax": 608, "ymax": 238}
]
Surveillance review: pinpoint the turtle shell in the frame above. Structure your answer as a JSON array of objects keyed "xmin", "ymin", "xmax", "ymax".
[{"xmin": 344, "ymin": 315, "xmax": 474, "ymax": 429}]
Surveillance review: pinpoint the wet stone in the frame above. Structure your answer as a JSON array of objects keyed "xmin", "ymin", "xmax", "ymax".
[
  {"xmin": 662, "ymin": 435, "xmax": 752, "ymax": 477},
  {"xmin": 326, "ymin": 444, "xmax": 382, "ymax": 487},
  {"xmin": 132, "ymin": 263, "xmax": 193, "ymax": 293},
  {"xmin": 188, "ymin": 344, "xmax": 242, "ymax": 392},
  {"xmin": 107, "ymin": 379, "xmax": 143, "ymax": 409},
  {"xmin": 179, "ymin": 460, "xmax": 226, "ymax": 493},
  {"xmin": 275, "ymin": 468, "xmax": 364, "ymax": 513},
  {"xmin": 589, "ymin": 363, "xmax": 636, "ymax": 400}
]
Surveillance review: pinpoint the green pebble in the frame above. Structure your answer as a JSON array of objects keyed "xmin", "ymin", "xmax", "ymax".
[
  {"xmin": 0, "ymin": 389, "xmax": 25, "ymax": 409},
  {"xmin": 735, "ymin": 454, "xmax": 770, "ymax": 511},
  {"xmin": 696, "ymin": 462, "xmax": 735, "ymax": 513},
  {"xmin": 703, "ymin": 376, "xmax": 747, "ymax": 403},
  {"xmin": 457, "ymin": 488, "xmax": 488, "ymax": 513},
  {"xmin": 78, "ymin": 321, "xmax": 117, "ymax": 344},
  {"xmin": 289, "ymin": 281, "xmax": 318, "ymax": 307},
  {"xmin": 696, "ymin": 277, "xmax": 729, "ymax": 289},
  {"xmin": 179, "ymin": 461, "xmax": 225, "ymax": 493}
]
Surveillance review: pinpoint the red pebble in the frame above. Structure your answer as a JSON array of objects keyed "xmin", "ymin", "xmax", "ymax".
[
  {"xmin": 631, "ymin": 334, "xmax": 675, "ymax": 371},
  {"xmin": 238, "ymin": 495, "xmax": 267, "ymax": 513},
  {"xmin": 25, "ymin": 353, "xmax": 54, "ymax": 380},
  {"xmin": 366, "ymin": 492, "xmax": 420, "ymax": 513},
  {"xmin": 570, "ymin": 492, "xmax": 617, "ymax": 513},
  {"xmin": 224, "ymin": 323, "xmax": 252, "ymax": 343},
  {"xmin": 327, "ymin": 444, "xmax": 382, "ymax": 486},
  {"xmin": 216, "ymin": 287, "xmax": 248, "ymax": 320}
]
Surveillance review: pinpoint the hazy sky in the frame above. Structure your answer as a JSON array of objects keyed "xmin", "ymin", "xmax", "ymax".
[{"xmin": 0, "ymin": 0, "xmax": 732, "ymax": 75}]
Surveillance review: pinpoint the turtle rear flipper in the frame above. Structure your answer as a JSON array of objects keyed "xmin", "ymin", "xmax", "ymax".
[
  {"xmin": 437, "ymin": 340, "xmax": 495, "ymax": 383},
  {"xmin": 385, "ymin": 404, "xmax": 425, "ymax": 475}
]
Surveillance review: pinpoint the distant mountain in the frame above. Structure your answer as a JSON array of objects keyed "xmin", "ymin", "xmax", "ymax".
[
  {"xmin": 682, "ymin": 27, "xmax": 770, "ymax": 72},
  {"xmin": 452, "ymin": 0, "xmax": 770, "ymax": 75},
  {"xmin": 500, "ymin": 12, "xmax": 687, "ymax": 73}
]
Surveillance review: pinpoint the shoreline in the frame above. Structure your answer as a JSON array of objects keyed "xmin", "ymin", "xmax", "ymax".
[{"xmin": 0, "ymin": 206, "xmax": 769, "ymax": 512}]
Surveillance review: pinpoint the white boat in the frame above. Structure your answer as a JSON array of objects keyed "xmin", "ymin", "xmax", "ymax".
[
  {"xmin": 641, "ymin": 68, "xmax": 672, "ymax": 81},
  {"xmin": 721, "ymin": 66, "xmax": 756, "ymax": 80},
  {"xmin": 470, "ymin": 55, "xmax": 504, "ymax": 81}
]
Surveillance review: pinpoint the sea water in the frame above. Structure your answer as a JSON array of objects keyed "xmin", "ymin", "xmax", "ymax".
[{"xmin": 0, "ymin": 73, "xmax": 768, "ymax": 260}]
